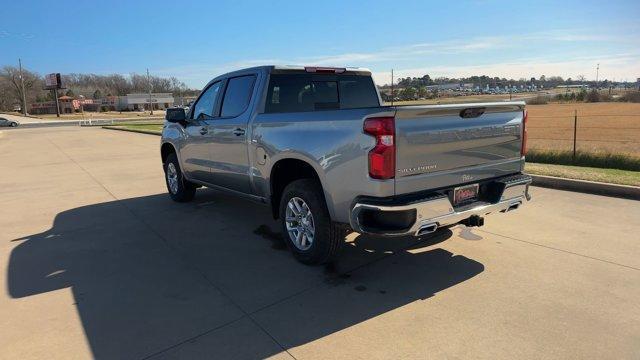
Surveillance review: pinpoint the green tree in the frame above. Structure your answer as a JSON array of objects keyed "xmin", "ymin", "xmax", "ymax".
[
  {"xmin": 93, "ymin": 89, "xmax": 102, "ymax": 99},
  {"xmin": 400, "ymin": 87, "xmax": 417, "ymax": 100},
  {"xmin": 417, "ymin": 86, "xmax": 428, "ymax": 99}
]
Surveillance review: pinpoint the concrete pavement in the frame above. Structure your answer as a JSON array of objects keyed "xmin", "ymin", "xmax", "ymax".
[{"xmin": 1, "ymin": 127, "xmax": 639, "ymax": 359}]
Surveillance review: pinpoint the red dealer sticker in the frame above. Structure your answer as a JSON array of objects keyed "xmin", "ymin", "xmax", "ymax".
[{"xmin": 453, "ymin": 184, "xmax": 479, "ymax": 205}]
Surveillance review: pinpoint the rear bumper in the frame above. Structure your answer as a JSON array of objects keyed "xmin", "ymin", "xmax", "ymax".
[{"xmin": 350, "ymin": 173, "xmax": 532, "ymax": 236}]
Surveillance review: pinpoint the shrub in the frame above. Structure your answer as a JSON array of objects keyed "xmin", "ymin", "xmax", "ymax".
[
  {"xmin": 585, "ymin": 89, "xmax": 600, "ymax": 102},
  {"xmin": 526, "ymin": 149, "xmax": 640, "ymax": 171},
  {"xmin": 619, "ymin": 91, "xmax": 640, "ymax": 103},
  {"xmin": 584, "ymin": 89, "xmax": 612, "ymax": 102},
  {"xmin": 526, "ymin": 95, "xmax": 548, "ymax": 105}
]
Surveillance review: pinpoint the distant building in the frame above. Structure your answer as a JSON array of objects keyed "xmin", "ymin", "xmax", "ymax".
[
  {"xmin": 77, "ymin": 98, "xmax": 101, "ymax": 112},
  {"xmin": 556, "ymin": 85, "xmax": 588, "ymax": 89},
  {"xmin": 30, "ymin": 93, "xmax": 175, "ymax": 114},
  {"xmin": 30, "ymin": 96, "xmax": 77, "ymax": 115},
  {"xmin": 118, "ymin": 93, "xmax": 174, "ymax": 111},
  {"xmin": 425, "ymin": 84, "xmax": 459, "ymax": 90},
  {"xmin": 174, "ymin": 96, "xmax": 197, "ymax": 107}
]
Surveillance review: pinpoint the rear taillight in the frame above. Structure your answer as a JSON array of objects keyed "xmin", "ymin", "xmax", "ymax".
[
  {"xmin": 304, "ymin": 66, "xmax": 346, "ymax": 74},
  {"xmin": 364, "ymin": 116, "xmax": 395, "ymax": 179},
  {"xmin": 521, "ymin": 109, "xmax": 528, "ymax": 156}
]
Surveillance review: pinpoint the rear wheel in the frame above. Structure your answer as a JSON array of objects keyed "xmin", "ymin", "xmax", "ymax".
[
  {"xmin": 10, "ymin": 122, "xmax": 17, "ymax": 127},
  {"xmin": 164, "ymin": 153, "xmax": 197, "ymax": 202},
  {"xmin": 279, "ymin": 179, "xmax": 345, "ymax": 264}
]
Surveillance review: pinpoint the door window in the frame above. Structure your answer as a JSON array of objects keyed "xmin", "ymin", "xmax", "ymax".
[
  {"xmin": 220, "ymin": 75, "xmax": 256, "ymax": 118},
  {"xmin": 192, "ymin": 81, "xmax": 222, "ymax": 119}
]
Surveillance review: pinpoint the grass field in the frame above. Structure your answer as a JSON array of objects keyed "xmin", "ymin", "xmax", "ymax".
[
  {"xmin": 526, "ymin": 102, "xmax": 640, "ymax": 155},
  {"xmin": 525, "ymin": 162, "xmax": 640, "ymax": 187},
  {"xmin": 104, "ymin": 122, "xmax": 164, "ymax": 134}
]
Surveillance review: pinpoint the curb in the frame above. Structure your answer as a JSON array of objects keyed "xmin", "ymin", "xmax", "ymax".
[
  {"xmin": 102, "ymin": 126, "xmax": 162, "ymax": 136},
  {"xmin": 16, "ymin": 117, "xmax": 164, "ymax": 129},
  {"xmin": 530, "ymin": 174, "xmax": 640, "ymax": 200}
]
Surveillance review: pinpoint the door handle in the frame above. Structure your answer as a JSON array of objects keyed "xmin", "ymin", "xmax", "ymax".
[
  {"xmin": 233, "ymin": 128, "xmax": 245, "ymax": 136},
  {"xmin": 199, "ymin": 127, "xmax": 208, "ymax": 135}
]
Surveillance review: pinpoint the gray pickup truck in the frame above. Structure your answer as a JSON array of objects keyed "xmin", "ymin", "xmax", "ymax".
[{"xmin": 161, "ymin": 65, "xmax": 531, "ymax": 264}]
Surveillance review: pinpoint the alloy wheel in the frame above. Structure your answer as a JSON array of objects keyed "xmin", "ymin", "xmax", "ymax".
[
  {"xmin": 166, "ymin": 162, "xmax": 179, "ymax": 194},
  {"xmin": 285, "ymin": 197, "xmax": 315, "ymax": 251}
]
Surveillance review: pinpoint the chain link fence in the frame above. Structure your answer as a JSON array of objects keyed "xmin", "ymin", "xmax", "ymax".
[{"xmin": 527, "ymin": 107, "xmax": 640, "ymax": 157}]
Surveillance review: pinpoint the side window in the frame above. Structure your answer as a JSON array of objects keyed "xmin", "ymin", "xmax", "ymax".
[
  {"xmin": 265, "ymin": 75, "xmax": 312, "ymax": 113},
  {"xmin": 192, "ymin": 81, "xmax": 222, "ymax": 119},
  {"xmin": 220, "ymin": 75, "xmax": 256, "ymax": 118}
]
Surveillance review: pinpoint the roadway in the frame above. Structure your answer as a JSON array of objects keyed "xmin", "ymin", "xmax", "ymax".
[{"xmin": 1, "ymin": 126, "xmax": 638, "ymax": 359}]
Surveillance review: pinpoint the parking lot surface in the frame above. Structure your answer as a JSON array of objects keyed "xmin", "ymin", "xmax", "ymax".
[{"xmin": 1, "ymin": 127, "xmax": 639, "ymax": 359}]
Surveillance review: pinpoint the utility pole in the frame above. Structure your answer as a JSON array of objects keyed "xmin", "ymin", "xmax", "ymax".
[
  {"xmin": 18, "ymin": 59, "xmax": 27, "ymax": 116},
  {"xmin": 572, "ymin": 109, "xmax": 578, "ymax": 161},
  {"xmin": 390, "ymin": 69, "xmax": 394, "ymax": 106},
  {"xmin": 53, "ymin": 87, "xmax": 60, "ymax": 117},
  {"xmin": 147, "ymin": 68, "xmax": 153, "ymax": 115}
]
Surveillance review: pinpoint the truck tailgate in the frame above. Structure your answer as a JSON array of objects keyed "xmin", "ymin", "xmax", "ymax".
[{"xmin": 394, "ymin": 102, "xmax": 525, "ymax": 195}]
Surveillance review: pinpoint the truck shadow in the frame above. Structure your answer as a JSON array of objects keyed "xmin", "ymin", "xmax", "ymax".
[{"xmin": 7, "ymin": 189, "xmax": 484, "ymax": 359}]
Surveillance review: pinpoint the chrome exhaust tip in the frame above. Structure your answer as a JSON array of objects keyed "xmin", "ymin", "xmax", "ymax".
[
  {"xmin": 502, "ymin": 201, "xmax": 522, "ymax": 213},
  {"xmin": 416, "ymin": 223, "xmax": 438, "ymax": 236}
]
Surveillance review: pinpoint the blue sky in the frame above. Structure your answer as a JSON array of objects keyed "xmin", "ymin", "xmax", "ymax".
[{"xmin": 1, "ymin": 0, "xmax": 638, "ymax": 88}]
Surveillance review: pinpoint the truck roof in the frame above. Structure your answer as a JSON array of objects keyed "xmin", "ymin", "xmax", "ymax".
[
  {"xmin": 220, "ymin": 65, "xmax": 372, "ymax": 75},
  {"xmin": 271, "ymin": 65, "xmax": 372, "ymax": 74}
]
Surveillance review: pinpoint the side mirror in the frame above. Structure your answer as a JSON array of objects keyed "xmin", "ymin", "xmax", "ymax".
[{"xmin": 166, "ymin": 107, "xmax": 186, "ymax": 123}]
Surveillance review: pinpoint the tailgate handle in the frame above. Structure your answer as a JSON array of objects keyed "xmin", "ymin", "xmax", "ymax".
[{"xmin": 460, "ymin": 107, "xmax": 486, "ymax": 118}]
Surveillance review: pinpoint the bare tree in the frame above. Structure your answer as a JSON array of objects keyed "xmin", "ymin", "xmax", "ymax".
[
  {"xmin": 1, "ymin": 66, "xmax": 44, "ymax": 112},
  {"xmin": 0, "ymin": 65, "xmax": 197, "ymax": 111},
  {"xmin": 0, "ymin": 76, "xmax": 14, "ymax": 111}
]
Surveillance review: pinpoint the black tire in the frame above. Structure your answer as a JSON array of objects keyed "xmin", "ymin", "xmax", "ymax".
[
  {"xmin": 10, "ymin": 122, "xmax": 18, "ymax": 127},
  {"xmin": 164, "ymin": 153, "xmax": 197, "ymax": 202},
  {"xmin": 279, "ymin": 179, "xmax": 345, "ymax": 265}
]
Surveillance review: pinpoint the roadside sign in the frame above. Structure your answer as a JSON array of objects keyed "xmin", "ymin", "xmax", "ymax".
[{"xmin": 44, "ymin": 73, "xmax": 63, "ymax": 89}]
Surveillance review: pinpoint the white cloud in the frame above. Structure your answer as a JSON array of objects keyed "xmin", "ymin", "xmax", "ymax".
[
  {"xmin": 156, "ymin": 28, "xmax": 639, "ymax": 87},
  {"xmin": 371, "ymin": 53, "xmax": 640, "ymax": 84}
]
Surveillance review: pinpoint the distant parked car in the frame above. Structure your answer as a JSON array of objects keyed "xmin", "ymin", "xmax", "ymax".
[{"xmin": 0, "ymin": 118, "xmax": 19, "ymax": 127}]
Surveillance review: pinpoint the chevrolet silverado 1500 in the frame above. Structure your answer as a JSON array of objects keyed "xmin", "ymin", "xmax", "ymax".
[{"xmin": 160, "ymin": 65, "xmax": 531, "ymax": 264}]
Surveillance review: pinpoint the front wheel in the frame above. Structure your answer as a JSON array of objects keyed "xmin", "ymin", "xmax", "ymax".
[
  {"xmin": 10, "ymin": 122, "xmax": 18, "ymax": 127},
  {"xmin": 279, "ymin": 179, "xmax": 345, "ymax": 265},
  {"xmin": 164, "ymin": 153, "xmax": 197, "ymax": 202}
]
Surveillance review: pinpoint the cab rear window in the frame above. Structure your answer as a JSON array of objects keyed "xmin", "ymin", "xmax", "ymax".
[{"xmin": 265, "ymin": 74, "xmax": 379, "ymax": 113}]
